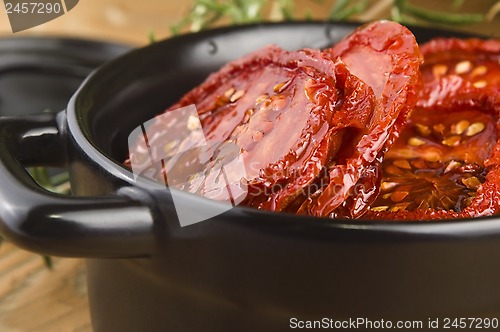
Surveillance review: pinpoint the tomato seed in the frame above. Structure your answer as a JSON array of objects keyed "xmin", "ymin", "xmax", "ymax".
[
  {"xmin": 451, "ymin": 120, "xmax": 470, "ymax": 135},
  {"xmin": 230, "ymin": 90, "xmax": 245, "ymax": 102},
  {"xmin": 381, "ymin": 181, "xmax": 397, "ymax": 191},
  {"xmin": 442, "ymin": 135, "xmax": 461, "ymax": 147},
  {"xmin": 432, "ymin": 64, "xmax": 448, "ymax": 77},
  {"xmin": 433, "ymin": 124, "xmax": 446, "ymax": 136},
  {"xmin": 224, "ymin": 87, "xmax": 235, "ymax": 99},
  {"xmin": 187, "ymin": 115, "xmax": 200, "ymax": 131},
  {"xmin": 444, "ymin": 160, "xmax": 461, "ymax": 174},
  {"xmin": 242, "ymin": 108, "xmax": 254, "ymax": 123},
  {"xmin": 422, "ymin": 149, "xmax": 441, "ymax": 162},
  {"xmin": 393, "ymin": 159, "xmax": 412, "ymax": 169},
  {"xmin": 255, "ymin": 94, "xmax": 268, "ymax": 104},
  {"xmin": 164, "ymin": 140, "xmax": 179, "ymax": 154},
  {"xmin": 461, "ymin": 177, "xmax": 481, "ymax": 190},
  {"xmin": 390, "ymin": 191, "xmax": 409, "ymax": 202},
  {"xmin": 415, "ymin": 123, "xmax": 431, "ymax": 136},
  {"xmin": 273, "ymin": 80, "xmax": 292, "ymax": 93},
  {"xmin": 465, "ymin": 122, "xmax": 485, "ymax": 136},
  {"xmin": 408, "ymin": 137, "xmax": 426, "ymax": 146},
  {"xmin": 252, "ymin": 131, "xmax": 264, "ymax": 142},
  {"xmin": 473, "ymin": 80, "xmax": 487, "ymax": 88},
  {"xmin": 389, "ymin": 203, "xmax": 408, "ymax": 212},
  {"xmin": 471, "ymin": 65, "xmax": 487, "ymax": 77},
  {"xmin": 371, "ymin": 206, "xmax": 389, "ymax": 212},
  {"xmin": 454, "ymin": 60, "xmax": 472, "ymax": 74}
]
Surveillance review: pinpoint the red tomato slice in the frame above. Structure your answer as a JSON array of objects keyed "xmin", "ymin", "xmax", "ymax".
[
  {"xmin": 127, "ymin": 45, "xmax": 377, "ymax": 211},
  {"xmin": 418, "ymin": 38, "xmax": 500, "ymax": 111},
  {"xmin": 127, "ymin": 21, "xmax": 423, "ymax": 219},
  {"xmin": 297, "ymin": 20, "xmax": 423, "ymax": 218},
  {"xmin": 366, "ymin": 37, "xmax": 500, "ymax": 221}
]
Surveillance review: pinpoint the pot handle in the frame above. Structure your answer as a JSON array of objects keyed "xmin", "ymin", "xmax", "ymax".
[{"xmin": 0, "ymin": 113, "xmax": 156, "ymax": 258}]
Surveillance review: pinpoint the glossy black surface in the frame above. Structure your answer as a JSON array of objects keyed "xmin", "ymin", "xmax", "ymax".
[
  {"xmin": 0, "ymin": 114, "xmax": 155, "ymax": 257},
  {"xmin": 0, "ymin": 36, "xmax": 131, "ymax": 117},
  {"xmin": 0, "ymin": 37, "xmax": 154, "ymax": 257},
  {"xmin": 1, "ymin": 23, "xmax": 500, "ymax": 331}
]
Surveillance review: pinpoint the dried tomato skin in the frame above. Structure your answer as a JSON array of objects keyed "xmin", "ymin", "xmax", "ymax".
[
  {"xmin": 366, "ymin": 37, "xmax": 500, "ymax": 221},
  {"xmin": 242, "ymin": 49, "xmax": 344, "ymax": 211},
  {"xmin": 385, "ymin": 109, "xmax": 496, "ymax": 166},
  {"xmin": 365, "ymin": 168, "xmax": 500, "ymax": 221},
  {"xmin": 129, "ymin": 44, "xmax": 376, "ymax": 211},
  {"xmin": 298, "ymin": 20, "xmax": 423, "ymax": 218},
  {"xmin": 418, "ymin": 38, "xmax": 500, "ymax": 111}
]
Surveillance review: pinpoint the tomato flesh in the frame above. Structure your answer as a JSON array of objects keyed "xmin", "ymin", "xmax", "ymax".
[
  {"xmin": 298, "ymin": 20, "xmax": 423, "ymax": 218},
  {"xmin": 418, "ymin": 38, "xmax": 500, "ymax": 111},
  {"xmin": 370, "ymin": 109, "xmax": 494, "ymax": 214},
  {"xmin": 127, "ymin": 25, "xmax": 500, "ymax": 221},
  {"xmin": 127, "ymin": 45, "xmax": 379, "ymax": 211},
  {"xmin": 127, "ymin": 21, "xmax": 423, "ymax": 218},
  {"xmin": 366, "ymin": 37, "xmax": 500, "ymax": 221}
]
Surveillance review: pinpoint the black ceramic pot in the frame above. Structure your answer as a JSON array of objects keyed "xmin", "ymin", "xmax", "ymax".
[{"xmin": 1, "ymin": 22, "xmax": 500, "ymax": 332}]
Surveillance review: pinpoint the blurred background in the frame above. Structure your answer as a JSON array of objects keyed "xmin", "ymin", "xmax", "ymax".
[
  {"xmin": 0, "ymin": 1, "xmax": 498, "ymax": 331},
  {"xmin": 0, "ymin": 0, "xmax": 498, "ymax": 45}
]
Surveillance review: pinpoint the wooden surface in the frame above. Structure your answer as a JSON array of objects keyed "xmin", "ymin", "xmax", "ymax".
[
  {"xmin": 0, "ymin": 1, "xmax": 498, "ymax": 332},
  {"xmin": 0, "ymin": 243, "xmax": 90, "ymax": 332}
]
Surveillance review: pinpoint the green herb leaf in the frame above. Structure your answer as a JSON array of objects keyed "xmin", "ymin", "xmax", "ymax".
[
  {"xmin": 404, "ymin": 2, "xmax": 484, "ymax": 25},
  {"xmin": 330, "ymin": 0, "xmax": 368, "ymax": 20},
  {"xmin": 452, "ymin": 0, "xmax": 465, "ymax": 10},
  {"xmin": 43, "ymin": 255, "xmax": 53, "ymax": 270},
  {"xmin": 148, "ymin": 31, "xmax": 157, "ymax": 44},
  {"xmin": 174, "ymin": 0, "xmax": 491, "ymax": 34}
]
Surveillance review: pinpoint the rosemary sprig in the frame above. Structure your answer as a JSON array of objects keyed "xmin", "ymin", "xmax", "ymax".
[
  {"xmin": 171, "ymin": 0, "xmax": 268, "ymax": 34},
  {"xmin": 171, "ymin": 0, "xmax": 498, "ymax": 35},
  {"xmin": 29, "ymin": 167, "xmax": 71, "ymax": 195},
  {"xmin": 394, "ymin": 0, "xmax": 485, "ymax": 25},
  {"xmin": 330, "ymin": 0, "xmax": 368, "ymax": 20},
  {"xmin": 452, "ymin": 0, "xmax": 465, "ymax": 10}
]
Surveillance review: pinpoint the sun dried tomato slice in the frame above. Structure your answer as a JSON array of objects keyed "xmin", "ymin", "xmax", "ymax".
[
  {"xmin": 127, "ymin": 21, "xmax": 423, "ymax": 218},
  {"xmin": 297, "ymin": 20, "xmax": 423, "ymax": 218},
  {"xmin": 127, "ymin": 45, "xmax": 377, "ymax": 211},
  {"xmin": 368, "ymin": 109, "xmax": 495, "ymax": 216},
  {"xmin": 366, "ymin": 37, "xmax": 500, "ymax": 221},
  {"xmin": 418, "ymin": 38, "xmax": 500, "ymax": 111}
]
